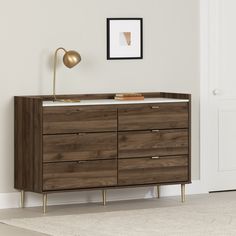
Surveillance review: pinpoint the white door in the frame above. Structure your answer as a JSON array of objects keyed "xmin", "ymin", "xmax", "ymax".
[{"xmin": 208, "ymin": 0, "xmax": 236, "ymax": 191}]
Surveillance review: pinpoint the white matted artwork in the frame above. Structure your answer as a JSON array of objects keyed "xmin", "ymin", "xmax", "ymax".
[{"xmin": 107, "ymin": 18, "xmax": 143, "ymax": 60}]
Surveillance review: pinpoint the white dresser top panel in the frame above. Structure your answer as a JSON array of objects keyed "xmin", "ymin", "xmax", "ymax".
[{"xmin": 43, "ymin": 97, "xmax": 189, "ymax": 107}]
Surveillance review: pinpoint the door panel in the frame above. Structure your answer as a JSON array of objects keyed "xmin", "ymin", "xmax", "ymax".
[
  {"xmin": 218, "ymin": 107, "xmax": 236, "ymax": 171},
  {"xmin": 208, "ymin": 0, "xmax": 236, "ymax": 191},
  {"xmin": 217, "ymin": 0, "xmax": 236, "ymax": 99}
]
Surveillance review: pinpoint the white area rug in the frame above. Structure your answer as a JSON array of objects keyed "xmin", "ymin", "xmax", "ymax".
[{"xmin": 1, "ymin": 200, "xmax": 236, "ymax": 236}]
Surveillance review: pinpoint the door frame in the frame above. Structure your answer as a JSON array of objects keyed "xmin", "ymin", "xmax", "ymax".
[
  {"xmin": 200, "ymin": 0, "xmax": 210, "ymax": 191},
  {"xmin": 200, "ymin": 0, "xmax": 225, "ymax": 191}
]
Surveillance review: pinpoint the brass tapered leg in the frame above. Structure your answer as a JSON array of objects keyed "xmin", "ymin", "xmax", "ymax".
[
  {"xmin": 181, "ymin": 184, "xmax": 185, "ymax": 203},
  {"xmin": 102, "ymin": 190, "xmax": 106, "ymax": 206},
  {"xmin": 20, "ymin": 190, "xmax": 24, "ymax": 208},
  {"xmin": 43, "ymin": 193, "xmax": 47, "ymax": 214},
  {"xmin": 156, "ymin": 186, "xmax": 160, "ymax": 198}
]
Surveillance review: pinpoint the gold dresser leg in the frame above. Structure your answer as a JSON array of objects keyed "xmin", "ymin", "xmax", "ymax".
[
  {"xmin": 43, "ymin": 193, "xmax": 47, "ymax": 214},
  {"xmin": 102, "ymin": 190, "xmax": 106, "ymax": 206},
  {"xmin": 20, "ymin": 190, "xmax": 25, "ymax": 208},
  {"xmin": 181, "ymin": 184, "xmax": 185, "ymax": 203},
  {"xmin": 156, "ymin": 186, "xmax": 160, "ymax": 198}
]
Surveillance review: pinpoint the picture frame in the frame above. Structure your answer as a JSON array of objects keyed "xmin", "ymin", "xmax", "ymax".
[{"xmin": 107, "ymin": 18, "xmax": 143, "ymax": 60}]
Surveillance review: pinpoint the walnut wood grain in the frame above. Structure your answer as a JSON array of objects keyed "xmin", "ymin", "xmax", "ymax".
[
  {"xmin": 118, "ymin": 129, "xmax": 188, "ymax": 158},
  {"xmin": 43, "ymin": 160, "xmax": 117, "ymax": 191},
  {"xmin": 19, "ymin": 92, "xmax": 190, "ymax": 101},
  {"xmin": 14, "ymin": 92, "xmax": 192, "ymax": 197},
  {"xmin": 188, "ymin": 95, "xmax": 192, "ymax": 181},
  {"xmin": 118, "ymin": 102, "xmax": 188, "ymax": 131},
  {"xmin": 14, "ymin": 97, "xmax": 43, "ymax": 193},
  {"xmin": 43, "ymin": 132, "xmax": 117, "ymax": 162},
  {"xmin": 118, "ymin": 156, "xmax": 188, "ymax": 185},
  {"xmin": 43, "ymin": 106, "xmax": 117, "ymax": 134}
]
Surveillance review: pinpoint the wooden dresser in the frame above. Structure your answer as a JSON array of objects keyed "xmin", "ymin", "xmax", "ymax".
[{"xmin": 14, "ymin": 92, "xmax": 191, "ymax": 213}]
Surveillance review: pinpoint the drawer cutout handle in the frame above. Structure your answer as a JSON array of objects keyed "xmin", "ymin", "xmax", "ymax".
[
  {"xmin": 151, "ymin": 106, "xmax": 160, "ymax": 109},
  {"xmin": 152, "ymin": 156, "xmax": 160, "ymax": 159}
]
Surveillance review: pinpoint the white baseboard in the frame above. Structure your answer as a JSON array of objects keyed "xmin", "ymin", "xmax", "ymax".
[{"xmin": 0, "ymin": 180, "xmax": 208, "ymax": 209}]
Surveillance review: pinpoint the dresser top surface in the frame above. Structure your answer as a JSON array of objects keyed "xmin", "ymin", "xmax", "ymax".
[{"xmin": 43, "ymin": 97, "xmax": 189, "ymax": 107}]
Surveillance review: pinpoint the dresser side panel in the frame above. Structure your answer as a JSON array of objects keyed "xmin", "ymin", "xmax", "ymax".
[
  {"xmin": 14, "ymin": 97, "xmax": 23, "ymax": 190},
  {"xmin": 14, "ymin": 97, "xmax": 43, "ymax": 193},
  {"xmin": 188, "ymin": 94, "xmax": 192, "ymax": 182}
]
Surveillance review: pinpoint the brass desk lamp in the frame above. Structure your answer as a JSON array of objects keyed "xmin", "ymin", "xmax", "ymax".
[{"xmin": 53, "ymin": 47, "xmax": 81, "ymax": 102}]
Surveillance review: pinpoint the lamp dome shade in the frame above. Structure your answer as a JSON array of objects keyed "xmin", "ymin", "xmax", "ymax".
[{"xmin": 63, "ymin": 50, "xmax": 81, "ymax": 68}]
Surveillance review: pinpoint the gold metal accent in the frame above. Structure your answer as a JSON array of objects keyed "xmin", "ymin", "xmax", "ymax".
[
  {"xmin": 152, "ymin": 129, "xmax": 160, "ymax": 132},
  {"xmin": 54, "ymin": 98, "xmax": 82, "ymax": 103},
  {"xmin": 156, "ymin": 186, "xmax": 160, "ymax": 198},
  {"xmin": 43, "ymin": 193, "xmax": 48, "ymax": 214},
  {"xmin": 53, "ymin": 47, "xmax": 81, "ymax": 101},
  {"xmin": 20, "ymin": 190, "xmax": 24, "ymax": 208},
  {"xmin": 102, "ymin": 190, "xmax": 106, "ymax": 206},
  {"xmin": 151, "ymin": 106, "xmax": 160, "ymax": 109},
  {"xmin": 181, "ymin": 184, "xmax": 185, "ymax": 203}
]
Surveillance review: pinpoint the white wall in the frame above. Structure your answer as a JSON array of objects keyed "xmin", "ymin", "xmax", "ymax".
[{"xmin": 0, "ymin": 0, "xmax": 199, "ymax": 194}]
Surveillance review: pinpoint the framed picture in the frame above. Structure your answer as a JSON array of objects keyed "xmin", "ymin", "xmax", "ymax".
[{"xmin": 107, "ymin": 18, "xmax": 143, "ymax": 60}]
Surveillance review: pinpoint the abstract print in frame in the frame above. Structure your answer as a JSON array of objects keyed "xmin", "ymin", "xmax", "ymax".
[{"xmin": 107, "ymin": 18, "xmax": 143, "ymax": 60}]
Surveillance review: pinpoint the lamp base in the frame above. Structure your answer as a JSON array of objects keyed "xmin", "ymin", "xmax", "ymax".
[{"xmin": 53, "ymin": 98, "xmax": 81, "ymax": 103}]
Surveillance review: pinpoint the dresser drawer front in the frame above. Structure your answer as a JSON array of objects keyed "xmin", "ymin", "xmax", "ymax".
[
  {"xmin": 43, "ymin": 132, "xmax": 117, "ymax": 162},
  {"xmin": 118, "ymin": 103, "xmax": 188, "ymax": 131},
  {"xmin": 43, "ymin": 106, "xmax": 117, "ymax": 134},
  {"xmin": 119, "ymin": 129, "xmax": 188, "ymax": 158},
  {"xmin": 43, "ymin": 160, "xmax": 117, "ymax": 191},
  {"xmin": 118, "ymin": 156, "xmax": 188, "ymax": 185}
]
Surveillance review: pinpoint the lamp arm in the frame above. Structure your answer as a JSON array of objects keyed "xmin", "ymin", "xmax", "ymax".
[{"xmin": 53, "ymin": 47, "xmax": 67, "ymax": 100}]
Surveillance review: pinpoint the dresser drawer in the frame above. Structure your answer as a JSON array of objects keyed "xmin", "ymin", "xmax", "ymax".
[
  {"xmin": 118, "ymin": 103, "xmax": 188, "ymax": 131},
  {"xmin": 43, "ymin": 132, "xmax": 117, "ymax": 162},
  {"xmin": 43, "ymin": 160, "xmax": 117, "ymax": 191},
  {"xmin": 118, "ymin": 129, "xmax": 188, "ymax": 158},
  {"xmin": 43, "ymin": 106, "xmax": 117, "ymax": 134},
  {"xmin": 118, "ymin": 156, "xmax": 188, "ymax": 185}
]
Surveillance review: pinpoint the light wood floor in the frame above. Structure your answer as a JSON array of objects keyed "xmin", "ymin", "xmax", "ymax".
[{"xmin": 0, "ymin": 192, "xmax": 235, "ymax": 236}]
